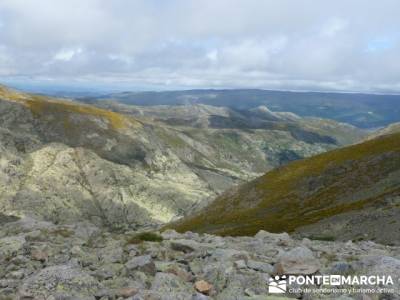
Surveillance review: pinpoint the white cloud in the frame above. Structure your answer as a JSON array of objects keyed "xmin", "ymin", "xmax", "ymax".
[
  {"xmin": 320, "ymin": 18, "xmax": 348, "ymax": 37},
  {"xmin": 54, "ymin": 48, "xmax": 83, "ymax": 61},
  {"xmin": 0, "ymin": 0, "xmax": 399, "ymax": 92},
  {"xmin": 206, "ymin": 50, "xmax": 218, "ymax": 63}
]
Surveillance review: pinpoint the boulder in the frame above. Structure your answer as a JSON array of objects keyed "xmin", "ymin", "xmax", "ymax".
[
  {"xmin": 255, "ymin": 230, "xmax": 290, "ymax": 242},
  {"xmin": 170, "ymin": 239, "xmax": 200, "ymax": 253},
  {"xmin": 165, "ymin": 265, "xmax": 193, "ymax": 282},
  {"xmin": 247, "ymin": 260, "xmax": 273, "ymax": 273},
  {"xmin": 100, "ymin": 245, "xmax": 124, "ymax": 264},
  {"xmin": 116, "ymin": 287, "xmax": 138, "ymax": 298},
  {"xmin": 17, "ymin": 265, "xmax": 102, "ymax": 298},
  {"xmin": 0, "ymin": 236, "xmax": 25, "ymax": 261},
  {"xmin": 275, "ymin": 246, "xmax": 319, "ymax": 275},
  {"xmin": 353, "ymin": 255, "xmax": 400, "ymax": 296},
  {"xmin": 161, "ymin": 229, "xmax": 182, "ymax": 240},
  {"xmin": 234, "ymin": 260, "xmax": 247, "ymax": 269},
  {"xmin": 210, "ymin": 248, "xmax": 248, "ymax": 262},
  {"xmin": 126, "ymin": 255, "xmax": 156, "ymax": 276},
  {"xmin": 151, "ymin": 272, "xmax": 193, "ymax": 299},
  {"xmin": 194, "ymin": 280, "xmax": 213, "ymax": 295},
  {"xmin": 31, "ymin": 249, "xmax": 48, "ymax": 262},
  {"xmin": 330, "ymin": 261, "xmax": 353, "ymax": 275},
  {"xmin": 192, "ymin": 292, "xmax": 210, "ymax": 299}
]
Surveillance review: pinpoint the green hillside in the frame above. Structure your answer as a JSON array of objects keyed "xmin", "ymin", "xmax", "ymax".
[{"xmin": 170, "ymin": 132, "xmax": 400, "ymax": 236}]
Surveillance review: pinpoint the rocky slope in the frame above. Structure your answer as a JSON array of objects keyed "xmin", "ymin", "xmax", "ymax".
[
  {"xmin": 1, "ymin": 214, "xmax": 399, "ymax": 299},
  {"xmin": 0, "ymin": 85, "xmax": 213, "ymax": 227},
  {"xmin": 81, "ymin": 100, "xmax": 365, "ymax": 195},
  {"xmin": 88, "ymin": 101, "xmax": 363, "ymax": 147},
  {"xmin": 0, "ymin": 85, "xmax": 364, "ymax": 228},
  {"xmin": 171, "ymin": 132, "xmax": 400, "ymax": 245}
]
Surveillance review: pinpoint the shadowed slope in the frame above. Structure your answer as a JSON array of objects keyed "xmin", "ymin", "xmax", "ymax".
[{"xmin": 170, "ymin": 132, "xmax": 400, "ymax": 237}]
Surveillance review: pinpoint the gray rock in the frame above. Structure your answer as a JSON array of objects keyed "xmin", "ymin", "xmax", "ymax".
[
  {"xmin": 151, "ymin": 272, "xmax": 193, "ymax": 299},
  {"xmin": 211, "ymin": 248, "xmax": 248, "ymax": 262},
  {"xmin": 162, "ymin": 229, "xmax": 182, "ymax": 240},
  {"xmin": 70, "ymin": 245, "xmax": 98, "ymax": 267},
  {"xmin": 17, "ymin": 265, "xmax": 102, "ymax": 299},
  {"xmin": 170, "ymin": 239, "xmax": 201, "ymax": 253},
  {"xmin": 126, "ymin": 255, "xmax": 156, "ymax": 276},
  {"xmin": 330, "ymin": 261, "xmax": 353, "ymax": 275},
  {"xmin": 8, "ymin": 270, "xmax": 25, "ymax": 280},
  {"xmin": 254, "ymin": 230, "xmax": 290, "ymax": 242},
  {"xmin": 116, "ymin": 287, "xmax": 139, "ymax": 298},
  {"xmin": 353, "ymin": 255, "xmax": 400, "ymax": 296},
  {"xmin": 275, "ymin": 246, "xmax": 320, "ymax": 275},
  {"xmin": 100, "ymin": 245, "xmax": 124, "ymax": 263},
  {"xmin": 202, "ymin": 262, "xmax": 233, "ymax": 293},
  {"xmin": 192, "ymin": 292, "xmax": 210, "ymax": 300},
  {"xmin": 246, "ymin": 260, "xmax": 273, "ymax": 273},
  {"xmin": 0, "ymin": 208, "xmax": 400, "ymax": 300},
  {"xmin": 164, "ymin": 264, "xmax": 193, "ymax": 282},
  {"xmin": 126, "ymin": 244, "xmax": 139, "ymax": 257},
  {"xmin": 234, "ymin": 260, "xmax": 247, "ymax": 269},
  {"xmin": 0, "ymin": 235, "xmax": 25, "ymax": 261}
]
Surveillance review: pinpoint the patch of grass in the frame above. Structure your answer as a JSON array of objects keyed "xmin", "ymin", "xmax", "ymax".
[
  {"xmin": 352, "ymin": 236, "xmax": 365, "ymax": 242},
  {"xmin": 156, "ymin": 128, "xmax": 186, "ymax": 148},
  {"xmin": 0, "ymin": 85, "xmax": 140, "ymax": 131},
  {"xmin": 322, "ymin": 252, "xmax": 337, "ymax": 263},
  {"xmin": 26, "ymin": 96, "xmax": 130, "ymax": 130},
  {"xmin": 0, "ymin": 213, "xmax": 19, "ymax": 225},
  {"xmin": 126, "ymin": 232, "xmax": 163, "ymax": 244},
  {"xmin": 345, "ymin": 255, "xmax": 359, "ymax": 262},
  {"xmin": 308, "ymin": 235, "xmax": 336, "ymax": 242},
  {"xmin": 50, "ymin": 228, "xmax": 74, "ymax": 238}
]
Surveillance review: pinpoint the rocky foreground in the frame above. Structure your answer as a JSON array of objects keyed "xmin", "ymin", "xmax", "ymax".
[{"xmin": 1, "ymin": 216, "xmax": 399, "ymax": 300}]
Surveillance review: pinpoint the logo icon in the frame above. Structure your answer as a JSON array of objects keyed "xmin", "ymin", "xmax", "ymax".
[
  {"xmin": 268, "ymin": 275, "xmax": 287, "ymax": 294},
  {"xmin": 330, "ymin": 275, "xmax": 342, "ymax": 286}
]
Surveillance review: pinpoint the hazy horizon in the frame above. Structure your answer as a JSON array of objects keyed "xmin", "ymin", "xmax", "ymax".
[{"xmin": 3, "ymin": 79, "xmax": 400, "ymax": 97}]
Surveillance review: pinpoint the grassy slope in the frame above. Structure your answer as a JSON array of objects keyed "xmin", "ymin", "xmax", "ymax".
[
  {"xmin": 0, "ymin": 85, "xmax": 137, "ymax": 130},
  {"xmin": 170, "ymin": 132, "xmax": 400, "ymax": 236}
]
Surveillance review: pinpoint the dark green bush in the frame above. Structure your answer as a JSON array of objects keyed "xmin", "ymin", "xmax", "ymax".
[
  {"xmin": 308, "ymin": 235, "xmax": 336, "ymax": 242},
  {"xmin": 126, "ymin": 232, "xmax": 163, "ymax": 244}
]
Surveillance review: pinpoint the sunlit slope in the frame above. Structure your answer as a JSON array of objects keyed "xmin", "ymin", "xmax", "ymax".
[
  {"xmin": 366, "ymin": 122, "xmax": 400, "ymax": 140},
  {"xmin": 0, "ymin": 84, "xmax": 136, "ymax": 130},
  {"xmin": 0, "ymin": 85, "xmax": 213, "ymax": 226},
  {"xmin": 171, "ymin": 132, "xmax": 400, "ymax": 236}
]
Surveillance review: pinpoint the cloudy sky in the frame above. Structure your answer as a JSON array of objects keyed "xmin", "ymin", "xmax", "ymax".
[{"xmin": 0, "ymin": 0, "xmax": 399, "ymax": 92}]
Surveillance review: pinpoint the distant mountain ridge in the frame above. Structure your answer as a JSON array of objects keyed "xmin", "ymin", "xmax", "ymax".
[{"xmin": 81, "ymin": 89, "xmax": 400, "ymax": 128}]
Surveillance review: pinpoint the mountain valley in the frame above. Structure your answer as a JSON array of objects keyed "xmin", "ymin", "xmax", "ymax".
[
  {"xmin": 0, "ymin": 85, "xmax": 365, "ymax": 229},
  {"xmin": 171, "ymin": 131, "xmax": 400, "ymax": 245},
  {"xmin": 1, "ymin": 85, "xmax": 400, "ymax": 299}
]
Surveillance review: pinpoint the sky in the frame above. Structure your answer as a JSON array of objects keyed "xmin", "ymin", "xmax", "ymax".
[{"xmin": 0, "ymin": 0, "xmax": 399, "ymax": 93}]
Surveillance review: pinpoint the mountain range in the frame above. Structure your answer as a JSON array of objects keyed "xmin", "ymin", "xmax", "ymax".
[
  {"xmin": 0, "ymin": 85, "xmax": 363, "ymax": 230},
  {"xmin": 81, "ymin": 89, "xmax": 400, "ymax": 128},
  {"xmin": 1, "ymin": 84, "xmax": 400, "ymax": 299}
]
